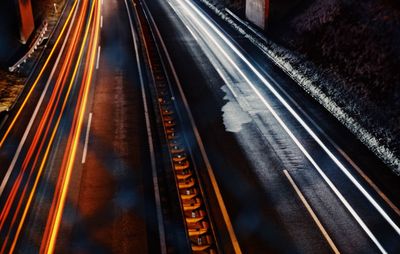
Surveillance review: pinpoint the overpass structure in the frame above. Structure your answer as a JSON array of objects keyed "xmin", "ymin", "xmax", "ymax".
[
  {"xmin": 0, "ymin": 0, "xmax": 35, "ymax": 64},
  {"xmin": 245, "ymin": 0, "xmax": 269, "ymax": 29},
  {"xmin": 17, "ymin": 0, "xmax": 35, "ymax": 44}
]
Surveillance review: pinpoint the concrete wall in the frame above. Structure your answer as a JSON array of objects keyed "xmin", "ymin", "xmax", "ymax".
[{"xmin": 245, "ymin": 0, "xmax": 269, "ymax": 29}]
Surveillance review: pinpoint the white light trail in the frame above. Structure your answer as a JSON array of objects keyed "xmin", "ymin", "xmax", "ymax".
[{"xmin": 170, "ymin": 0, "xmax": 400, "ymax": 252}]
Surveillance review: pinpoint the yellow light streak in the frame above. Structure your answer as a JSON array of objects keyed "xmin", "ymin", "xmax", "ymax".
[
  {"xmin": 0, "ymin": 1, "xmax": 88, "ymax": 238},
  {"xmin": 41, "ymin": 0, "xmax": 101, "ymax": 253},
  {"xmin": 6, "ymin": 1, "xmax": 98, "ymax": 252},
  {"xmin": 0, "ymin": 0, "xmax": 78, "ymax": 148}
]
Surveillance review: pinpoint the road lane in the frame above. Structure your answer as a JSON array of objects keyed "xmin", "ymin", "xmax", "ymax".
[
  {"xmin": 142, "ymin": 0, "xmax": 326, "ymax": 253},
  {"xmin": 0, "ymin": 0, "xmax": 398, "ymax": 252},
  {"xmin": 142, "ymin": 0, "xmax": 400, "ymax": 252},
  {"xmin": 0, "ymin": 0, "xmax": 103, "ymax": 251},
  {"xmin": 62, "ymin": 0, "xmax": 155, "ymax": 252},
  {"xmin": 172, "ymin": 2, "xmax": 391, "ymax": 251},
  {"xmin": 0, "ymin": 0, "xmax": 79, "ymax": 193},
  {"xmin": 174, "ymin": 0, "xmax": 400, "ymax": 250}
]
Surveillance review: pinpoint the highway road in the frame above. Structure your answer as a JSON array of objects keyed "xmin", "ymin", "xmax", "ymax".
[
  {"xmin": 0, "ymin": 0, "xmax": 193, "ymax": 252},
  {"xmin": 0, "ymin": 0, "xmax": 399, "ymax": 253},
  {"xmin": 0, "ymin": 0, "xmax": 104, "ymax": 252},
  {"xmin": 61, "ymin": 0, "xmax": 153, "ymax": 252},
  {"xmin": 140, "ymin": 0, "xmax": 400, "ymax": 253}
]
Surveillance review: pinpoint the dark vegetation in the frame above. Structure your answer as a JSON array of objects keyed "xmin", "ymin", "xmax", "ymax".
[
  {"xmin": 274, "ymin": 0, "xmax": 400, "ymax": 155},
  {"xmin": 210, "ymin": 0, "xmax": 400, "ymax": 165},
  {"xmin": 31, "ymin": 0, "xmax": 59, "ymax": 24}
]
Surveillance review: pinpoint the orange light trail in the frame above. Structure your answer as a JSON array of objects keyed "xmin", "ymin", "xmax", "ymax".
[
  {"xmin": 40, "ymin": 0, "xmax": 100, "ymax": 252},
  {"xmin": 40, "ymin": 10, "xmax": 97, "ymax": 253},
  {"xmin": 8, "ymin": 2, "xmax": 97, "ymax": 252},
  {"xmin": 0, "ymin": 1, "xmax": 88, "ymax": 238},
  {"xmin": 0, "ymin": 0, "xmax": 98, "ymax": 252},
  {"xmin": 0, "ymin": 0, "xmax": 78, "ymax": 148}
]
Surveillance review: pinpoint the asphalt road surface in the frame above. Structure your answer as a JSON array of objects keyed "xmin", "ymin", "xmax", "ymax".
[
  {"xmin": 140, "ymin": 0, "xmax": 400, "ymax": 253},
  {"xmin": 0, "ymin": 0, "xmax": 399, "ymax": 253},
  {"xmin": 64, "ymin": 0, "xmax": 153, "ymax": 252}
]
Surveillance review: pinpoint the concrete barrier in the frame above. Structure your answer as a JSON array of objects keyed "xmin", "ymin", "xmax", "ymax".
[{"xmin": 245, "ymin": 0, "xmax": 269, "ymax": 29}]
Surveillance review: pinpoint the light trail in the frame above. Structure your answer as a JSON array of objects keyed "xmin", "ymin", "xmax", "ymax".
[
  {"xmin": 283, "ymin": 170, "xmax": 340, "ymax": 254},
  {"xmin": 0, "ymin": 0, "xmax": 88, "ymax": 238},
  {"xmin": 140, "ymin": 1, "xmax": 242, "ymax": 252},
  {"xmin": 40, "ymin": 0, "xmax": 100, "ymax": 252},
  {"xmin": 225, "ymin": 6, "xmax": 400, "ymax": 218},
  {"xmin": 175, "ymin": 2, "xmax": 387, "ymax": 252},
  {"xmin": 172, "ymin": 0, "xmax": 400, "ymax": 252},
  {"xmin": 0, "ymin": 0, "xmax": 98, "ymax": 252},
  {"xmin": 0, "ymin": 1, "xmax": 88, "ymax": 251},
  {"xmin": 180, "ymin": 0, "xmax": 400, "ymax": 238},
  {"xmin": 0, "ymin": 0, "xmax": 79, "ymax": 148},
  {"xmin": 11, "ymin": 0, "xmax": 97, "ymax": 251},
  {"xmin": 0, "ymin": 0, "xmax": 81, "ymax": 201}
]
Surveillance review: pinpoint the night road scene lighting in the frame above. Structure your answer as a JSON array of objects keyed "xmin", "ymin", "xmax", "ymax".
[{"xmin": 0, "ymin": 0, "xmax": 399, "ymax": 253}]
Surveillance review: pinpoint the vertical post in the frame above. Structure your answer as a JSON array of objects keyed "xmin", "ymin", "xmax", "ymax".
[
  {"xmin": 245, "ymin": 0, "xmax": 269, "ymax": 29},
  {"xmin": 265, "ymin": 0, "xmax": 269, "ymax": 28},
  {"xmin": 17, "ymin": 0, "xmax": 35, "ymax": 44}
]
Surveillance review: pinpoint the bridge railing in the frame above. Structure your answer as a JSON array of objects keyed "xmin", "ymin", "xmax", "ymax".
[{"xmin": 9, "ymin": 21, "xmax": 48, "ymax": 73}]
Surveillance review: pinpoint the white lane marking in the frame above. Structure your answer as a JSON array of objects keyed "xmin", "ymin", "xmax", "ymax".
[
  {"xmin": 81, "ymin": 112, "xmax": 93, "ymax": 164},
  {"xmin": 0, "ymin": 2, "xmax": 80, "ymax": 198},
  {"xmin": 100, "ymin": 15, "xmax": 103, "ymax": 28},
  {"xmin": 224, "ymin": 8, "xmax": 265, "ymax": 40},
  {"xmin": 124, "ymin": 1, "xmax": 167, "ymax": 253},
  {"xmin": 142, "ymin": 1, "xmax": 243, "ymax": 253},
  {"xmin": 225, "ymin": 4, "xmax": 400, "ymax": 218},
  {"xmin": 183, "ymin": 0, "xmax": 400, "ymax": 237},
  {"xmin": 96, "ymin": 46, "xmax": 101, "ymax": 69},
  {"xmin": 283, "ymin": 170, "xmax": 340, "ymax": 254},
  {"xmin": 176, "ymin": 1, "xmax": 389, "ymax": 252},
  {"xmin": 181, "ymin": 20, "xmax": 199, "ymax": 41}
]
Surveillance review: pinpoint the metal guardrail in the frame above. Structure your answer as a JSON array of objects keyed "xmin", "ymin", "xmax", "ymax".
[{"xmin": 9, "ymin": 21, "xmax": 49, "ymax": 72}]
